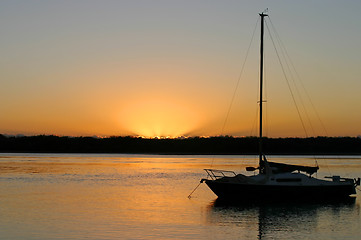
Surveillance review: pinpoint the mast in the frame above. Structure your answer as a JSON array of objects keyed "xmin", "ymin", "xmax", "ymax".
[{"xmin": 259, "ymin": 12, "xmax": 268, "ymax": 166}]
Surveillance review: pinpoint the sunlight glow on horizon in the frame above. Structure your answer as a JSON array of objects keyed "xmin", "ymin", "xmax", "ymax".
[{"xmin": 119, "ymin": 97, "xmax": 203, "ymax": 138}]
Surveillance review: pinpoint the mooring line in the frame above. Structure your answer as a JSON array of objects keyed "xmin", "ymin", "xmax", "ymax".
[{"xmin": 188, "ymin": 182, "xmax": 202, "ymax": 199}]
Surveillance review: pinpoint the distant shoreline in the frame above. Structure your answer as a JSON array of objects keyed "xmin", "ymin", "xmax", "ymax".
[{"xmin": 1, "ymin": 134, "xmax": 360, "ymax": 155}]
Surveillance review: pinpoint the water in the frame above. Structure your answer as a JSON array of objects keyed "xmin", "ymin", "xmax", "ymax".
[{"xmin": 0, "ymin": 153, "xmax": 360, "ymax": 239}]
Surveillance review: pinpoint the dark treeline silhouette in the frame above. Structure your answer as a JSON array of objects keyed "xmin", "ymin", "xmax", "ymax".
[{"xmin": 0, "ymin": 134, "xmax": 360, "ymax": 154}]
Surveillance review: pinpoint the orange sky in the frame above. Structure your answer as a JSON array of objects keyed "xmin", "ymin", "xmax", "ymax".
[{"xmin": 1, "ymin": 1, "xmax": 361, "ymax": 138}]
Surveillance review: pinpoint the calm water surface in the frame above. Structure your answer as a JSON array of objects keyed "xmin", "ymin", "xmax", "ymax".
[{"xmin": 0, "ymin": 153, "xmax": 360, "ymax": 239}]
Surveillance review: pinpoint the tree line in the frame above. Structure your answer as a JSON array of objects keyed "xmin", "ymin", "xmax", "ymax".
[{"xmin": 0, "ymin": 134, "xmax": 360, "ymax": 154}]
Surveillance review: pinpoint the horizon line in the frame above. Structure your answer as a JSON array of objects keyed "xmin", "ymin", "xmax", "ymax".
[{"xmin": 1, "ymin": 133, "xmax": 361, "ymax": 139}]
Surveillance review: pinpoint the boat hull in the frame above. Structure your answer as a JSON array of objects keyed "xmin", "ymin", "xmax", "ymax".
[{"xmin": 205, "ymin": 179, "xmax": 356, "ymax": 202}]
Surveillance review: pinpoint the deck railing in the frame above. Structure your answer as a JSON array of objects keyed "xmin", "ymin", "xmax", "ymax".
[{"xmin": 204, "ymin": 169, "xmax": 237, "ymax": 180}]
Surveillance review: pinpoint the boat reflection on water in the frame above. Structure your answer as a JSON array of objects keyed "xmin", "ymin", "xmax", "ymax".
[{"xmin": 206, "ymin": 198, "xmax": 359, "ymax": 239}]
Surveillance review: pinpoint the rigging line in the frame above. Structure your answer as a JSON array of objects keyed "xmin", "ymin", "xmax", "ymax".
[
  {"xmin": 210, "ymin": 17, "xmax": 259, "ymax": 169},
  {"xmin": 209, "ymin": 18, "xmax": 260, "ymax": 169},
  {"xmin": 219, "ymin": 17, "xmax": 260, "ymax": 135},
  {"xmin": 264, "ymin": 20, "xmax": 309, "ymax": 138},
  {"xmin": 267, "ymin": 17, "xmax": 329, "ymax": 171},
  {"xmin": 266, "ymin": 18, "xmax": 323, "ymax": 170},
  {"xmin": 267, "ymin": 18, "xmax": 315, "ymax": 136},
  {"xmin": 266, "ymin": 17, "xmax": 314, "ymax": 136},
  {"xmin": 268, "ymin": 17, "xmax": 328, "ymax": 136},
  {"xmin": 269, "ymin": 26, "xmax": 316, "ymax": 137}
]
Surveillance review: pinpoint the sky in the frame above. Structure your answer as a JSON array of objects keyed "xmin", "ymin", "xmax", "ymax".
[{"xmin": 0, "ymin": 0, "xmax": 360, "ymax": 138}]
